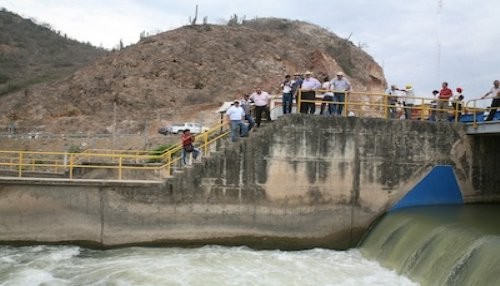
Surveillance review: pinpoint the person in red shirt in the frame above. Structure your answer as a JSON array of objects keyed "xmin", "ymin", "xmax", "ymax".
[
  {"xmin": 437, "ymin": 81, "xmax": 453, "ymax": 121},
  {"xmin": 181, "ymin": 129, "xmax": 200, "ymax": 165}
]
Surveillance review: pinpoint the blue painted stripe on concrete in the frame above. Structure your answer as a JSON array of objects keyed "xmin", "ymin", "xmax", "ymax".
[{"xmin": 390, "ymin": 165, "xmax": 463, "ymax": 211}]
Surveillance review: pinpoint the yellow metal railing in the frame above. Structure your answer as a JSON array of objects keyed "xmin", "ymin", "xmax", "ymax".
[
  {"xmin": 2, "ymin": 91, "xmax": 491, "ymax": 181},
  {"xmin": 0, "ymin": 121, "xmax": 231, "ymax": 181},
  {"xmin": 296, "ymin": 89, "xmax": 467, "ymax": 122},
  {"xmin": 464, "ymin": 98, "xmax": 497, "ymax": 128}
]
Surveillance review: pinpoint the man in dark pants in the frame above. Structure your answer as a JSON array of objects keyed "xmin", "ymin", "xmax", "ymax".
[
  {"xmin": 291, "ymin": 73, "xmax": 303, "ymax": 113},
  {"xmin": 240, "ymin": 93, "xmax": 255, "ymax": 133},
  {"xmin": 249, "ymin": 87, "xmax": 271, "ymax": 127},
  {"xmin": 299, "ymin": 71, "xmax": 321, "ymax": 114},
  {"xmin": 482, "ymin": 80, "xmax": 500, "ymax": 121},
  {"xmin": 280, "ymin": 74, "xmax": 293, "ymax": 114}
]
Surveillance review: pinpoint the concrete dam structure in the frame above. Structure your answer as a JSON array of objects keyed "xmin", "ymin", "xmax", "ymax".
[{"xmin": 0, "ymin": 116, "xmax": 498, "ymax": 249}]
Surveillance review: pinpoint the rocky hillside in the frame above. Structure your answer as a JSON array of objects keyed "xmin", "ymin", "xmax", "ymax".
[
  {"xmin": 0, "ymin": 17, "xmax": 386, "ymax": 135},
  {"xmin": 0, "ymin": 9, "xmax": 108, "ymax": 95}
]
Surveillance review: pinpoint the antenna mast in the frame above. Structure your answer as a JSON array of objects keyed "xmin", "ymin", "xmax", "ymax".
[{"xmin": 437, "ymin": 0, "xmax": 443, "ymax": 82}]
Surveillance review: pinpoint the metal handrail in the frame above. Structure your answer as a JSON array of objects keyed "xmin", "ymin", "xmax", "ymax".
[
  {"xmin": 296, "ymin": 89, "xmax": 466, "ymax": 122},
  {"xmin": 2, "ymin": 91, "xmax": 490, "ymax": 181},
  {"xmin": 0, "ymin": 121, "xmax": 232, "ymax": 181},
  {"xmin": 463, "ymin": 97, "xmax": 500, "ymax": 128}
]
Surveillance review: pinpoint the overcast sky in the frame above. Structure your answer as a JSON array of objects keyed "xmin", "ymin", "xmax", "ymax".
[{"xmin": 1, "ymin": 0, "xmax": 499, "ymax": 102}]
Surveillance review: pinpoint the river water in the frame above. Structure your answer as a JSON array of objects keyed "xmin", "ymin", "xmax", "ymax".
[{"xmin": 0, "ymin": 245, "xmax": 418, "ymax": 285}]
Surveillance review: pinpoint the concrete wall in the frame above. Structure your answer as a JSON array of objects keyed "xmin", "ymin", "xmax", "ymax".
[{"xmin": 0, "ymin": 116, "xmax": 494, "ymax": 249}]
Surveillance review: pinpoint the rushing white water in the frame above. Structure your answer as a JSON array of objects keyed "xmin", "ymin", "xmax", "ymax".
[{"xmin": 0, "ymin": 245, "xmax": 418, "ymax": 286}]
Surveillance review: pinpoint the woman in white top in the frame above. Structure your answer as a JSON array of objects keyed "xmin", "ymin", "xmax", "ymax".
[{"xmin": 319, "ymin": 76, "xmax": 334, "ymax": 115}]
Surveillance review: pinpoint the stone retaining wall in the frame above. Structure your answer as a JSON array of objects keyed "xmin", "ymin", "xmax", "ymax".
[{"xmin": 1, "ymin": 116, "xmax": 495, "ymax": 249}]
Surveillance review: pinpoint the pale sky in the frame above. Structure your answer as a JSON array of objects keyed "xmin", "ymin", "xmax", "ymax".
[{"xmin": 1, "ymin": 0, "xmax": 499, "ymax": 102}]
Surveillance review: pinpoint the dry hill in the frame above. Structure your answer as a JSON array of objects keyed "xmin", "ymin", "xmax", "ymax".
[
  {"xmin": 0, "ymin": 17, "xmax": 386, "ymax": 137},
  {"xmin": 0, "ymin": 9, "xmax": 108, "ymax": 95}
]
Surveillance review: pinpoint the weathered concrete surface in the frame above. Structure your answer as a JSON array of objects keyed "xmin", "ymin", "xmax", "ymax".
[{"xmin": 0, "ymin": 116, "xmax": 492, "ymax": 249}]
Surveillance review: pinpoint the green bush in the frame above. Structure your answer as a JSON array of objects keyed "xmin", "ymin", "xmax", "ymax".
[
  {"xmin": 0, "ymin": 74, "xmax": 9, "ymax": 84},
  {"xmin": 67, "ymin": 145, "xmax": 81, "ymax": 153},
  {"xmin": 147, "ymin": 144, "xmax": 175, "ymax": 163}
]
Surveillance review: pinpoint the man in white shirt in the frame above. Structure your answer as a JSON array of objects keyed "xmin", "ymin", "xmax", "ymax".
[
  {"xmin": 401, "ymin": 84, "xmax": 416, "ymax": 120},
  {"xmin": 482, "ymin": 80, "xmax": 500, "ymax": 121},
  {"xmin": 299, "ymin": 71, "xmax": 321, "ymax": 114},
  {"xmin": 330, "ymin": 72, "xmax": 351, "ymax": 116},
  {"xmin": 386, "ymin": 85, "xmax": 400, "ymax": 119},
  {"xmin": 281, "ymin": 74, "xmax": 293, "ymax": 114},
  {"xmin": 226, "ymin": 100, "xmax": 248, "ymax": 142},
  {"xmin": 249, "ymin": 87, "xmax": 271, "ymax": 127}
]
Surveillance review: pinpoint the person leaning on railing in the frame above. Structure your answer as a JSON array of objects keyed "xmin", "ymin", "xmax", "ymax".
[{"xmin": 482, "ymin": 80, "xmax": 500, "ymax": 121}]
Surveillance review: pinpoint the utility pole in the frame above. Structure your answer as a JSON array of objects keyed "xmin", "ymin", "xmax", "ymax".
[{"xmin": 437, "ymin": 0, "xmax": 443, "ymax": 82}]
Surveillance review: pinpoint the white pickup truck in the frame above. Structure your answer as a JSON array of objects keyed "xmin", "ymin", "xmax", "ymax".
[{"xmin": 159, "ymin": 122, "xmax": 209, "ymax": 135}]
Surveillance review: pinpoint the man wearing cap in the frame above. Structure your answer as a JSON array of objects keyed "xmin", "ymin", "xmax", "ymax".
[
  {"xmin": 330, "ymin": 72, "xmax": 351, "ymax": 116},
  {"xmin": 240, "ymin": 93, "xmax": 255, "ymax": 133},
  {"xmin": 299, "ymin": 71, "xmax": 321, "ymax": 114},
  {"xmin": 281, "ymin": 74, "xmax": 293, "ymax": 114},
  {"xmin": 225, "ymin": 100, "xmax": 248, "ymax": 142},
  {"xmin": 291, "ymin": 73, "xmax": 303, "ymax": 113}
]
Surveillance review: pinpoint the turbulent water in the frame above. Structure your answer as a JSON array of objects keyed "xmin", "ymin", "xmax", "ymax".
[
  {"xmin": 3, "ymin": 205, "xmax": 497, "ymax": 286},
  {"xmin": 359, "ymin": 204, "xmax": 500, "ymax": 286},
  {"xmin": 0, "ymin": 245, "xmax": 417, "ymax": 286}
]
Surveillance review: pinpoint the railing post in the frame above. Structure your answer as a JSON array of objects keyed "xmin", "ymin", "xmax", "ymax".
[
  {"xmin": 118, "ymin": 156, "xmax": 123, "ymax": 180},
  {"xmin": 383, "ymin": 93, "xmax": 388, "ymax": 119},
  {"xmin": 69, "ymin": 153, "xmax": 74, "ymax": 179},
  {"xmin": 166, "ymin": 151, "xmax": 171, "ymax": 175},
  {"xmin": 18, "ymin": 151, "xmax": 23, "ymax": 177},
  {"xmin": 203, "ymin": 131, "xmax": 208, "ymax": 155},
  {"xmin": 297, "ymin": 90, "xmax": 302, "ymax": 113},
  {"xmin": 420, "ymin": 98, "xmax": 424, "ymax": 121},
  {"xmin": 344, "ymin": 91, "xmax": 349, "ymax": 117},
  {"xmin": 473, "ymin": 101, "xmax": 478, "ymax": 128}
]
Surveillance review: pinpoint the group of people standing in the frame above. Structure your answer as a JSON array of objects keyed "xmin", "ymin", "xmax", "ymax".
[
  {"xmin": 183, "ymin": 78, "xmax": 500, "ymax": 165},
  {"xmin": 386, "ymin": 80, "xmax": 500, "ymax": 122},
  {"xmin": 387, "ymin": 81, "xmax": 465, "ymax": 121},
  {"xmin": 280, "ymin": 71, "xmax": 352, "ymax": 116},
  {"xmin": 225, "ymin": 88, "xmax": 272, "ymax": 142},
  {"xmin": 224, "ymin": 70, "xmax": 352, "ymax": 143}
]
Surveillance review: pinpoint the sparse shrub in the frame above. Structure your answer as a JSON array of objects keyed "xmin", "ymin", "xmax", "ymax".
[
  {"xmin": 67, "ymin": 145, "xmax": 81, "ymax": 153},
  {"xmin": 0, "ymin": 74, "xmax": 9, "ymax": 84},
  {"xmin": 147, "ymin": 144, "xmax": 175, "ymax": 163},
  {"xmin": 194, "ymin": 82, "xmax": 205, "ymax": 89}
]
